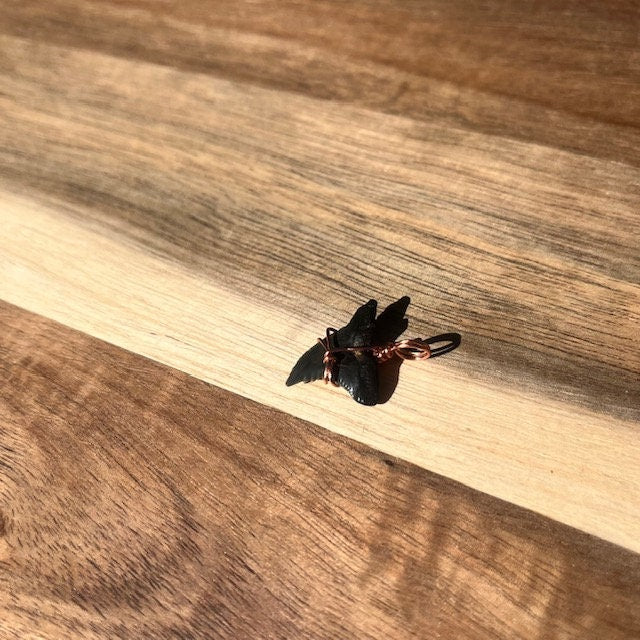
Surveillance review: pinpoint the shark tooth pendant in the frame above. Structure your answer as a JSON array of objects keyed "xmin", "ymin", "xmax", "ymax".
[{"xmin": 286, "ymin": 297, "xmax": 460, "ymax": 406}]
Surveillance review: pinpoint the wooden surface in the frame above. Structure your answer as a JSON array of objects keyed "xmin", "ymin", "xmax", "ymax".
[
  {"xmin": 1, "ymin": 301, "xmax": 639, "ymax": 639},
  {"xmin": 1, "ymin": 0, "xmax": 639, "ymax": 550},
  {"xmin": 0, "ymin": 0, "xmax": 639, "ymax": 635}
]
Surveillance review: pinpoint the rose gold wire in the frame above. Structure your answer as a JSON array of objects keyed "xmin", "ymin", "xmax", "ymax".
[
  {"xmin": 317, "ymin": 328, "xmax": 340, "ymax": 386},
  {"xmin": 317, "ymin": 328, "xmax": 431, "ymax": 385}
]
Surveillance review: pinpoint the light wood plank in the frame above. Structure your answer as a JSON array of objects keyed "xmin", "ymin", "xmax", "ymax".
[
  {"xmin": 2, "ymin": 189, "xmax": 639, "ymax": 554},
  {"xmin": 1, "ymin": 301, "xmax": 639, "ymax": 639}
]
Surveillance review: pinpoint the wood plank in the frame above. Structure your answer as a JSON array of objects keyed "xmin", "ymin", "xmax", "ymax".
[
  {"xmin": 3, "ymin": 190, "xmax": 640, "ymax": 553},
  {"xmin": 1, "ymin": 301, "xmax": 639, "ymax": 639},
  {"xmin": 0, "ymin": 3, "xmax": 639, "ymax": 552},
  {"xmin": 2, "ymin": 0, "xmax": 640, "ymax": 167}
]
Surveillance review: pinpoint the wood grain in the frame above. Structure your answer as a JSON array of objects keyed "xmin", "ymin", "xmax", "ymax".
[
  {"xmin": 2, "ymin": 0, "xmax": 640, "ymax": 167},
  {"xmin": 1, "ymin": 301, "xmax": 639, "ymax": 639},
  {"xmin": 3, "ymin": 193, "xmax": 639, "ymax": 554},
  {"xmin": 0, "ymin": 1, "xmax": 639, "ymax": 551}
]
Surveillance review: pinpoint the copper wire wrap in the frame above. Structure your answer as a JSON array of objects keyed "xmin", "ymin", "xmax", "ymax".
[
  {"xmin": 318, "ymin": 328, "xmax": 340, "ymax": 386},
  {"xmin": 317, "ymin": 328, "xmax": 432, "ymax": 386}
]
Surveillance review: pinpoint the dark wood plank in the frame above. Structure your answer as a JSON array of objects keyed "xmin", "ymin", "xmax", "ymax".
[
  {"xmin": 2, "ymin": 0, "xmax": 640, "ymax": 166},
  {"xmin": 0, "ymin": 301, "xmax": 639, "ymax": 639}
]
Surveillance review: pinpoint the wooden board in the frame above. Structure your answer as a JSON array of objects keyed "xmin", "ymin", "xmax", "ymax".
[
  {"xmin": 1, "ymin": 0, "xmax": 639, "ymax": 552},
  {"xmin": 3, "ymin": 0, "xmax": 640, "ymax": 167},
  {"xmin": 1, "ymin": 301, "xmax": 639, "ymax": 639}
]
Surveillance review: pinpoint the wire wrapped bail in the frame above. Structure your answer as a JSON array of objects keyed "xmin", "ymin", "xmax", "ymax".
[{"xmin": 390, "ymin": 338, "xmax": 432, "ymax": 361}]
